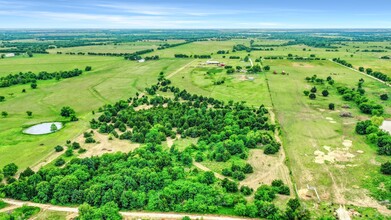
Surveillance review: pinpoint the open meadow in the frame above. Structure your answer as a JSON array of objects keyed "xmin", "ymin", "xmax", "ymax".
[{"xmin": 0, "ymin": 31, "xmax": 390, "ymax": 219}]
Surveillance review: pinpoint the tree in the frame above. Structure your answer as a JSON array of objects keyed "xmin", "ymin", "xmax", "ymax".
[
  {"xmin": 85, "ymin": 66, "xmax": 92, "ymax": 71},
  {"xmin": 55, "ymin": 158, "xmax": 65, "ymax": 166},
  {"xmin": 31, "ymin": 82, "xmax": 37, "ymax": 89},
  {"xmin": 322, "ymin": 90, "xmax": 329, "ymax": 97},
  {"xmin": 303, "ymin": 90, "xmax": 310, "ymax": 96},
  {"xmin": 328, "ymin": 103, "xmax": 335, "ymax": 110},
  {"xmin": 380, "ymin": 162, "xmax": 391, "ymax": 175},
  {"xmin": 310, "ymin": 86, "xmax": 317, "ymax": 93},
  {"xmin": 55, "ymin": 145, "xmax": 64, "ymax": 152},
  {"xmin": 3, "ymin": 163, "xmax": 18, "ymax": 177},
  {"xmin": 309, "ymin": 93, "xmax": 316, "ymax": 100},
  {"xmin": 359, "ymin": 67, "xmax": 365, "ymax": 72},
  {"xmin": 50, "ymin": 123, "xmax": 58, "ymax": 133},
  {"xmin": 1, "ymin": 111, "xmax": 7, "ymax": 117},
  {"xmin": 19, "ymin": 167, "xmax": 35, "ymax": 179},
  {"xmin": 0, "ymin": 96, "xmax": 4, "ymax": 102},
  {"xmin": 60, "ymin": 106, "xmax": 75, "ymax": 117},
  {"xmin": 380, "ymin": 94, "xmax": 388, "ymax": 101},
  {"xmin": 26, "ymin": 111, "xmax": 33, "ymax": 117},
  {"xmin": 264, "ymin": 65, "xmax": 270, "ymax": 71}
]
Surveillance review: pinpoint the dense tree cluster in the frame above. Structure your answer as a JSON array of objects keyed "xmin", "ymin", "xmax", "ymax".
[
  {"xmin": 364, "ymin": 68, "xmax": 390, "ymax": 82},
  {"xmin": 174, "ymin": 54, "xmax": 211, "ymax": 59},
  {"xmin": 337, "ymin": 80, "xmax": 384, "ymax": 116},
  {"xmin": 355, "ymin": 120, "xmax": 391, "ymax": 156},
  {"xmin": 0, "ymin": 69, "xmax": 84, "ymax": 88},
  {"xmin": 157, "ymin": 41, "xmax": 192, "ymax": 50}
]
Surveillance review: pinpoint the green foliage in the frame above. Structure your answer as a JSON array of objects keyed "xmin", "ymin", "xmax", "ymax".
[
  {"xmin": 78, "ymin": 202, "xmax": 122, "ymax": 220},
  {"xmin": 322, "ymin": 90, "xmax": 329, "ymax": 97},
  {"xmin": 240, "ymin": 185, "xmax": 253, "ymax": 196},
  {"xmin": 309, "ymin": 93, "xmax": 316, "ymax": 100},
  {"xmin": 19, "ymin": 167, "xmax": 35, "ymax": 179},
  {"xmin": 54, "ymin": 158, "xmax": 65, "ymax": 167},
  {"xmin": 30, "ymin": 82, "xmax": 37, "ymax": 89},
  {"xmin": 2, "ymin": 163, "xmax": 18, "ymax": 177},
  {"xmin": 380, "ymin": 162, "xmax": 391, "ymax": 175},
  {"xmin": 303, "ymin": 90, "xmax": 310, "ymax": 96},
  {"xmin": 0, "ymin": 205, "xmax": 40, "ymax": 220},
  {"xmin": 328, "ymin": 103, "xmax": 335, "ymax": 110},
  {"xmin": 60, "ymin": 106, "xmax": 75, "ymax": 117},
  {"xmin": 54, "ymin": 145, "xmax": 64, "ymax": 152},
  {"xmin": 26, "ymin": 111, "xmax": 33, "ymax": 117},
  {"xmin": 380, "ymin": 94, "xmax": 388, "ymax": 100}
]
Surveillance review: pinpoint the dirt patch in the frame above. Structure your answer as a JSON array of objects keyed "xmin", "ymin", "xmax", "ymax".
[
  {"xmin": 238, "ymin": 75, "xmax": 248, "ymax": 81},
  {"xmin": 314, "ymin": 146, "xmax": 355, "ymax": 164},
  {"xmin": 342, "ymin": 140, "xmax": 352, "ymax": 147},
  {"xmin": 77, "ymin": 132, "xmax": 140, "ymax": 158},
  {"xmin": 292, "ymin": 63, "xmax": 314, "ymax": 68},
  {"xmin": 134, "ymin": 104, "xmax": 153, "ymax": 111}
]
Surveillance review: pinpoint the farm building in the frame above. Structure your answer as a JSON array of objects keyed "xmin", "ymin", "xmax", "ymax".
[{"xmin": 206, "ymin": 60, "xmax": 220, "ymax": 65}]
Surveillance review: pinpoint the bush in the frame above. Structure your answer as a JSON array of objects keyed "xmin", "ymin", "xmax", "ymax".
[
  {"xmin": 72, "ymin": 142, "xmax": 81, "ymax": 149},
  {"xmin": 264, "ymin": 144, "xmax": 279, "ymax": 155},
  {"xmin": 380, "ymin": 162, "xmax": 391, "ymax": 175},
  {"xmin": 303, "ymin": 90, "xmax": 310, "ymax": 96},
  {"xmin": 271, "ymin": 179, "xmax": 284, "ymax": 187},
  {"xmin": 222, "ymin": 168, "xmax": 232, "ymax": 176},
  {"xmin": 55, "ymin": 158, "xmax": 65, "ymax": 166},
  {"xmin": 31, "ymin": 82, "xmax": 37, "ymax": 89},
  {"xmin": 380, "ymin": 94, "xmax": 388, "ymax": 100},
  {"xmin": 85, "ymin": 137, "xmax": 96, "ymax": 143},
  {"xmin": 322, "ymin": 90, "xmax": 329, "ymax": 97},
  {"xmin": 232, "ymin": 171, "xmax": 246, "ymax": 181},
  {"xmin": 310, "ymin": 86, "xmax": 317, "ymax": 93},
  {"xmin": 85, "ymin": 66, "xmax": 92, "ymax": 71},
  {"xmin": 54, "ymin": 145, "xmax": 64, "ymax": 152},
  {"xmin": 65, "ymin": 149, "xmax": 73, "ymax": 157},
  {"xmin": 240, "ymin": 185, "xmax": 253, "ymax": 196},
  {"xmin": 78, "ymin": 148, "xmax": 87, "ymax": 154},
  {"xmin": 3, "ymin": 163, "xmax": 18, "ymax": 177},
  {"xmin": 309, "ymin": 93, "xmax": 316, "ymax": 100},
  {"xmin": 329, "ymin": 103, "xmax": 335, "ymax": 110}
]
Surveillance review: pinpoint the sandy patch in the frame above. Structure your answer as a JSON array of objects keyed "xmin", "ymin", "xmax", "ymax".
[
  {"xmin": 314, "ymin": 145, "xmax": 355, "ymax": 164},
  {"xmin": 325, "ymin": 117, "xmax": 333, "ymax": 121},
  {"xmin": 240, "ymin": 149, "xmax": 292, "ymax": 192},
  {"xmin": 238, "ymin": 75, "xmax": 247, "ymax": 81},
  {"xmin": 134, "ymin": 104, "xmax": 153, "ymax": 111},
  {"xmin": 356, "ymin": 150, "xmax": 364, "ymax": 154},
  {"xmin": 318, "ymin": 108, "xmax": 326, "ymax": 112},
  {"xmin": 77, "ymin": 132, "xmax": 140, "ymax": 158},
  {"xmin": 342, "ymin": 140, "xmax": 352, "ymax": 147}
]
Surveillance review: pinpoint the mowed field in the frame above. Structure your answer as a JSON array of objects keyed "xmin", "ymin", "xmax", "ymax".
[
  {"xmin": 0, "ymin": 54, "xmax": 190, "ymax": 168},
  {"xmin": 47, "ymin": 40, "xmax": 185, "ymax": 54}
]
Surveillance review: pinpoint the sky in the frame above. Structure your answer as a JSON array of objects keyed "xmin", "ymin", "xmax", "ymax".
[{"xmin": 0, "ymin": 0, "xmax": 391, "ymax": 29}]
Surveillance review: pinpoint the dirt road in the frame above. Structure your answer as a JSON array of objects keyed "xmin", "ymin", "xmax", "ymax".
[
  {"xmin": 166, "ymin": 59, "xmax": 196, "ymax": 79},
  {"xmin": 1, "ymin": 198, "xmax": 257, "ymax": 220}
]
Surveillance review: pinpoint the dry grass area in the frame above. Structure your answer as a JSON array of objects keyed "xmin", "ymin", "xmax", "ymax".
[{"xmin": 76, "ymin": 132, "xmax": 140, "ymax": 158}]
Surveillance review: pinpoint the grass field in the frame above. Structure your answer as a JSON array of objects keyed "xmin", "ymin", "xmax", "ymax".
[
  {"xmin": 47, "ymin": 40, "xmax": 185, "ymax": 54},
  {"xmin": 0, "ymin": 38, "xmax": 390, "ymax": 217},
  {"xmin": 0, "ymin": 54, "xmax": 189, "ymax": 169}
]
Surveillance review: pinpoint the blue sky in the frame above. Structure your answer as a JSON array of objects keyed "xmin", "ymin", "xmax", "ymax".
[{"xmin": 0, "ymin": 0, "xmax": 391, "ymax": 28}]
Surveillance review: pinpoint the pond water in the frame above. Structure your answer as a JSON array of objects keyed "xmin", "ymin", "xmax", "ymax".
[
  {"xmin": 23, "ymin": 122, "xmax": 63, "ymax": 135},
  {"xmin": 380, "ymin": 120, "xmax": 391, "ymax": 134}
]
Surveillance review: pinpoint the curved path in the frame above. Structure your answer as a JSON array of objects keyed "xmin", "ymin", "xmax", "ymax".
[{"xmin": 1, "ymin": 198, "xmax": 256, "ymax": 220}]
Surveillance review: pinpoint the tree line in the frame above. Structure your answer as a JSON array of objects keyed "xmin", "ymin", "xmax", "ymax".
[{"xmin": 0, "ymin": 68, "xmax": 87, "ymax": 88}]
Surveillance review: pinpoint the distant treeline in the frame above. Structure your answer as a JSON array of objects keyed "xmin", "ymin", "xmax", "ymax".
[
  {"xmin": 0, "ymin": 68, "xmax": 84, "ymax": 88},
  {"xmin": 174, "ymin": 54, "xmax": 211, "ymax": 59},
  {"xmin": 361, "ymin": 49, "xmax": 387, "ymax": 52},
  {"xmin": 124, "ymin": 49, "xmax": 155, "ymax": 60},
  {"xmin": 157, "ymin": 41, "xmax": 193, "ymax": 50},
  {"xmin": 232, "ymin": 44, "xmax": 274, "ymax": 52}
]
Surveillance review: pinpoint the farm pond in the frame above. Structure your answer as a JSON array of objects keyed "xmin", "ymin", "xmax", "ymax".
[{"xmin": 23, "ymin": 122, "xmax": 63, "ymax": 135}]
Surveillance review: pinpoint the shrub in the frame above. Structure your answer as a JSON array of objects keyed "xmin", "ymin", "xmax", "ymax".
[
  {"xmin": 72, "ymin": 142, "xmax": 81, "ymax": 149},
  {"xmin": 240, "ymin": 185, "xmax": 253, "ymax": 196},
  {"xmin": 232, "ymin": 171, "xmax": 246, "ymax": 181},
  {"xmin": 380, "ymin": 94, "xmax": 388, "ymax": 100},
  {"xmin": 85, "ymin": 137, "xmax": 96, "ymax": 143},
  {"xmin": 380, "ymin": 162, "xmax": 391, "ymax": 175},
  {"xmin": 54, "ymin": 145, "xmax": 64, "ymax": 152},
  {"xmin": 328, "ymin": 103, "xmax": 335, "ymax": 110},
  {"xmin": 303, "ymin": 90, "xmax": 310, "ymax": 96},
  {"xmin": 310, "ymin": 86, "xmax": 317, "ymax": 93},
  {"xmin": 65, "ymin": 149, "xmax": 73, "ymax": 157},
  {"xmin": 309, "ymin": 93, "xmax": 316, "ymax": 100},
  {"xmin": 322, "ymin": 90, "xmax": 329, "ymax": 97},
  {"xmin": 55, "ymin": 158, "xmax": 65, "ymax": 166},
  {"xmin": 78, "ymin": 148, "xmax": 87, "ymax": 154}
]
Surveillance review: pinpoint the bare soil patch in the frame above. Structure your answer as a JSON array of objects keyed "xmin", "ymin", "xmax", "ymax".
[{"xmin": 77, "ymin": 132, "xmax": 140, "ymax": 158}]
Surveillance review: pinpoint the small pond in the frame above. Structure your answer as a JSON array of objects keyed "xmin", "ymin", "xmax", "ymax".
[
  {"xmin": 23, "ymin": 122, "xmax": 63, "ymax": 135},
  {"xmin": 380, "ymin": 120, "xmax": 391, "ymax": 134}
]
